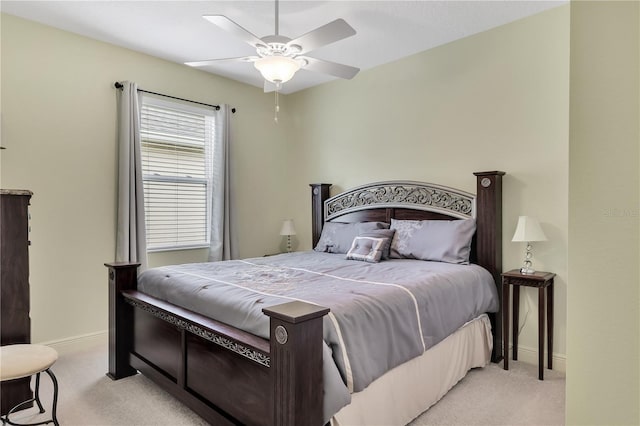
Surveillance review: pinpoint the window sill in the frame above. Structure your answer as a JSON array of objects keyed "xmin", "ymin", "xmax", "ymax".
[{"xmin": 147, "ymin": 244, "xmax": 209, "ymax": 253}]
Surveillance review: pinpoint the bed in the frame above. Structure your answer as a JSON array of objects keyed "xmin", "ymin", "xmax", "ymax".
[{"xmin": 105, "ymin": 171, "xmax": 505, "ymax": 426}]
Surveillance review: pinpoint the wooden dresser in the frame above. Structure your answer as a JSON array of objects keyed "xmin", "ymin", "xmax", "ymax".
[{"xmin": 1, "ymin": 189, "xmax": 33, "ymax": 415}]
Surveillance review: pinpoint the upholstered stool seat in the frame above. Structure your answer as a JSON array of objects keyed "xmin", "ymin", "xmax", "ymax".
[{"xmin": 0, "ymin": 344, "xmax": 59, "ymax": 426}]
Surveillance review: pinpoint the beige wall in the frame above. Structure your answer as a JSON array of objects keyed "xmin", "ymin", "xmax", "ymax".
[
  {"xmin": 5, "ymin": 3, "xmax": 640, "ymax": 423},
  {"xmin": 567, "ymin": 1, "xmax": 639, "ymax": 424},
  {"xmin": 289, "ymin": 6, "xmax": 570, "ymax": 363},
  {"xmin": 0, "ymin": 13, "xmax": 292, "ymax": 343}
]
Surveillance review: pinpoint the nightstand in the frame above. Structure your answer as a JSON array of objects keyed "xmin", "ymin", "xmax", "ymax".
[{"xmin": 501, "ymin": 269, "xmax": 556, "ymax": 380}]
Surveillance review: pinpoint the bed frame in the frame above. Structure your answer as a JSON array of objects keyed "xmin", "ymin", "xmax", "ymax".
[{"xmin": 105, "ymin": 171, "xmax": 504, "ymax": 426}]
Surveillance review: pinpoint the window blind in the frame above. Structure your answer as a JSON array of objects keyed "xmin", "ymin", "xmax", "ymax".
[{"xmin": 140, "ymin": 99, "xmax": 215, "ymax": 251}]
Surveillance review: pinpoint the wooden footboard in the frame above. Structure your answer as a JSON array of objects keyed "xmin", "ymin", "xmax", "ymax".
[{"xmin": 105, "ymin": 262, "xmax": 329, "ymax": 426}]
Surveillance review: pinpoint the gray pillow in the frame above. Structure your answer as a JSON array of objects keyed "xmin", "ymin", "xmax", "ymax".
[
  {"xmin": 389, "ymin": 218, "xmax": 476, "ymax": 264},
  {"xmin": 359, "ymin": 229, "xmax": 396, "ymax": 260},
  {"xmin": 314, "ymin": 221, "xmax": 389, "ymax": 254},
  {"xmin": 345, "ymin": 236, "xmax": 386, "ymax": 263}
]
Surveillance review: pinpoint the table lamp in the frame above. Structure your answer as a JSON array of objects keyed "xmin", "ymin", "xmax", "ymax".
[
  {"xmin": 511, "ymin": 215, "xmax": 547, "ymax": 274},
  {"xmin": 280, "ymin": 219, "xmax": 296, "ymax": 253}
]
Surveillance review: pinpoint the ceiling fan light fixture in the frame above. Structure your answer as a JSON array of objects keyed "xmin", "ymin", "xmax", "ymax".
[{"xmin": 254, "ymin": 56, "xmax": 301, "ymax": 85}]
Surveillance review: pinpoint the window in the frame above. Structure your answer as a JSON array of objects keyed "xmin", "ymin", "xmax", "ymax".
[{"xmin": 140, "ymin": 96, "xmax": 215, "ymax": 251}]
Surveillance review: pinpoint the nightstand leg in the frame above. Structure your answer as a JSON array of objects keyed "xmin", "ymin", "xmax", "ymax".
[
  {"xmin": 512, "ymin": 286, "xmax": 520, "ymax": 361},
  {"xmin": 503, "ymin": 280, "xmax": 510, "ymax": 370},
  {"xmin": 538, "ymin": 287, "xmax": 545, "ymax": 380},
  {"xmin": 548, "ymin": 280, "xmax": 554, "ymax": 370}
]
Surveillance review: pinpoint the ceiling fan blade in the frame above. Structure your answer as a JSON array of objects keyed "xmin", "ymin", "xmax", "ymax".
[
  {"xmin": 301, "ymin": 56, "xmax": 360, "ymax": 80},
  {"xmin": 203, "ymin": 15, "xmax": 265, "ymax": 48},
  {"xmin": 185, "ymin": 56, "xmax": 258, "ymax": 67},
  {"xmin": 288, "ymin": 19, "xmax": 356, "ymax": 55}
]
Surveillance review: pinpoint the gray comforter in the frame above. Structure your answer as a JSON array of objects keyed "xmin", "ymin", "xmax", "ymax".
[{"xmin": 138, "ymin": 251, "xmax": 498, "ymax": 421}]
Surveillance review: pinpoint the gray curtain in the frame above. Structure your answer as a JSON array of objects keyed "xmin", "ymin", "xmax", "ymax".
[
  {"xmin": 208, "ymin": 104, "xmax": 235, "ymax": 261},
  {"xmin": 115, "ymin": 81, "xmax": 148, "ymax": 270}
]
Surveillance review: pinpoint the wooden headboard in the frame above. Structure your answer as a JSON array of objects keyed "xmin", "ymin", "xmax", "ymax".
[{"xmin": 310, "ymin": 171, "xmax": 505, "ymax": 362}]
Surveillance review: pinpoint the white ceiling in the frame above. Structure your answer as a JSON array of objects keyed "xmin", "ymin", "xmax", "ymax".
[{"xmin": 1, "ymin": 0, "xmax": 565, "ymax": 94}]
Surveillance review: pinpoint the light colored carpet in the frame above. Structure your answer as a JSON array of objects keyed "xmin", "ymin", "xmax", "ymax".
[
  {"xmin": 408, "ymin": 362, "xmax": 565, "ymax": 426},
  {"xmin": 7, "ymin": 340, "xmax": 564, "ymax": 426}
]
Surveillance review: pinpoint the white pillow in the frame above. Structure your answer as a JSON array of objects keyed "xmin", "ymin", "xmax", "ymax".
[{"xmin": 345, "ymin": 236, "xmax": 386, "ymax": 263}]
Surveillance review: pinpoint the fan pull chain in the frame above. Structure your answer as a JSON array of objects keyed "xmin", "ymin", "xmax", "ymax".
[{"xmin": 274, "ymin": 83, "xmax": 280, "ymax": 123}]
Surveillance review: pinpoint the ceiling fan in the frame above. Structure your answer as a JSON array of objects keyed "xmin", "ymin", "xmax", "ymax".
[{"xmin": 185, "ymin": 0, "xmax": 360, "ymax": 91}]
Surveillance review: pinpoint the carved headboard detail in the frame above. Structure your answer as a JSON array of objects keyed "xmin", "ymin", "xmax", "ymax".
[{"xmin": 324, "ymin": 181, "xmax": 475, "ymax": 222}]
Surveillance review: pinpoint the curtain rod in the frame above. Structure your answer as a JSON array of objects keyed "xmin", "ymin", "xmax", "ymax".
[{"xmin": 114, "ymin": 82, "xmax": 236, "ymax": 113}]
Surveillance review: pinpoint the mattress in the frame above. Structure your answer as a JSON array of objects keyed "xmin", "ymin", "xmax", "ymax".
[{"xmin": 137, "ymin": 251, "xmax": 498, "ymax": 421}]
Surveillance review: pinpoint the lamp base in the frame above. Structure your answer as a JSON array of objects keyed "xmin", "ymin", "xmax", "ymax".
[{"xmin": 520, "ymin": 244, "xmax": 535, "ymax": 274}]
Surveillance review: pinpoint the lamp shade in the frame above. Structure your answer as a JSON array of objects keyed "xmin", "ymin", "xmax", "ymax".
[
  {"xmin": 512, "ymin": 216, "xmax": 547, "ymax": 242},
  {"xmin": 279, "ymin": 219, "xmax": 296, "ymax": 236},
  {"xmin": 254, "ymin": 56, "xmax": 301, "ymax": 84}
]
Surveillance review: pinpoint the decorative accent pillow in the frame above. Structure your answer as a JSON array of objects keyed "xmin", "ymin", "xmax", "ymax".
[
  {"xmin": 314, "ymin": 222, "xmax": 389, "ymax": 254},
  {"xmin": 389, "ymin": 218, "xmax": 476, "ymax": 264},
  {"xmin": 359, "ymin": 229, "xmax": 396, "ymax": 260},
  {"xmin": 345, "ymin": 237, "xmax": 386, "ymax": 263}
]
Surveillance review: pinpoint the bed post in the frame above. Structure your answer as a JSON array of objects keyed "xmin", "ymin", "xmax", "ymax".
[
  {"xmin": 473, "ymin": 171, "xmax": 505, "ymax": 363},
  {"xmin": 263, "ymin": 301, "xmax": 330, "ymax": 426},
  {"xmin": 104, "ymin": 262, "xmax": 140, "ymax": 380},
  {"xmin": 310, "ymin": 183, "xmax": 331, "ymax": 248}
]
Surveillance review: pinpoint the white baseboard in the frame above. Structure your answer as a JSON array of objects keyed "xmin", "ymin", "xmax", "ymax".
[
  {"xmin": 503, "ymin": 344, "xmax": 566, "ymax": 373},
  {"xmin": 38, "ymin": 330, "xmax": 108, "ymax": 356}
]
